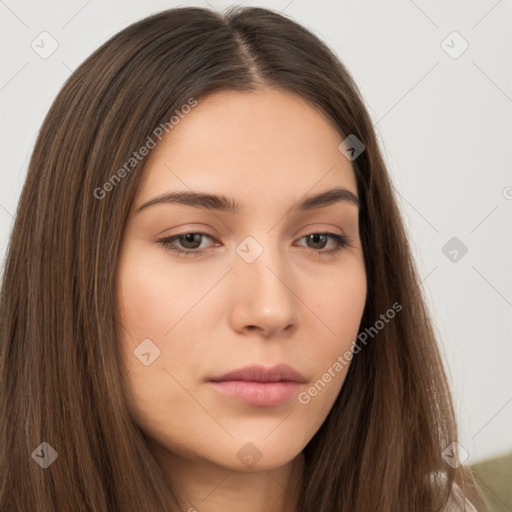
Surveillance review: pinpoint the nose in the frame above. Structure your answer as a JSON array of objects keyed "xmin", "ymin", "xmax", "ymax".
[{"xmin": 229, "ymin": 239, "xmax": 299, "ymax": 339}]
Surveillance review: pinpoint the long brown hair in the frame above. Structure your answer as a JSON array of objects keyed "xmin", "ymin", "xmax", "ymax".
[{"xmin": 0, "ymin": 6, "xmax": 482, "ymax": 511}]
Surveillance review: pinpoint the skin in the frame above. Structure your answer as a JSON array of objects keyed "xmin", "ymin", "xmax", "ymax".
[{"xmin": 117, "ymin": 87, "xmax": 367, "ymax": 512}]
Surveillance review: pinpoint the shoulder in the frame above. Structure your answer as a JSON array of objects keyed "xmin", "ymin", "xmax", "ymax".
[{"xmin": 444, "ymin": 481, "xmax": 478, "ymax": 512}]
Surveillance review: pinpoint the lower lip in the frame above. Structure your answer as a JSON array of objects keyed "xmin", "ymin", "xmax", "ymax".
[{"xmin": 208, "ymin": 380, "xmax": 302, "ymax": 406}]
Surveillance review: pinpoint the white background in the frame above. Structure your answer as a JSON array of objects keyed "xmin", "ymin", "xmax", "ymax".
[{"xmin": 1, "ymin": 0, "xmax": 511, "ymax": 464}]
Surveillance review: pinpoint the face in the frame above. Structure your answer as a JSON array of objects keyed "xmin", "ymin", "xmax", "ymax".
[{"xmin": 117, "ymin": 87, "xmax": 367, "ymax": 474}]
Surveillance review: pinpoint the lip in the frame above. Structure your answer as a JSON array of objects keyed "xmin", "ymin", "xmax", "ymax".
[
  {"xmin": 208, "ymin": 381, "xmax": 302, "ymax": 406},
  {"xmin": 207, "ymin": 364, "xmax": 306, "ymax": 407},
  {"xmin": 209, "ymin": 364, "xmax": 306, "ymax": 384}
]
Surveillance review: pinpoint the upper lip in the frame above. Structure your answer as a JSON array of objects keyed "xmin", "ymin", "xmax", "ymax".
[{"xmin": 209, "ymin": 364, "xmax": 306, "ymax": 383}]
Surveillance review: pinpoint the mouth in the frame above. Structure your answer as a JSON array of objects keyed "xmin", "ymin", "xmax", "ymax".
[
  {"xmin": 207, "ymin": 363, "xmax": 306, "ymax": 407},
  {"xmin": 207, "ymin": 380, "xmax": 303, "ymax": 406}
]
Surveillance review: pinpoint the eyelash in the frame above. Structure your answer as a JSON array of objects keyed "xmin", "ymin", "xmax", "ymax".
[{"xmin": 157, "ymin": 231, "xmax": 353, "ymax": 257}]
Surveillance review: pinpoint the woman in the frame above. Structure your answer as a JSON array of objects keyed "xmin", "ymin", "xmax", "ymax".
[{"xmin": 0, "ymin": 6, "xmax": 483, "ymax": 511}]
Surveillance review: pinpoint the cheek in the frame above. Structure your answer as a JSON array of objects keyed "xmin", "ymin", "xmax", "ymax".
[
  {"xmin": 116, "ymin": 243, "xmax": 217, "ymax": 416},
  {"xmin": 117, "ymin": 243, "xmax": 207, "ymax": 338},
  {"xmin": 303, "ymin": 264, "xmax": 366, "ymax": 389},
  {"xmin": 287, "ymin": 261, "xmax": 367, "ymax": 427},
  {"xmin": 118, "ymin": 267, "xmax": 170, "ymax": 337},
  {"xmin": 116, "ymin": 245, "xmax": 203, "ymax": 441},
  {"xmin": 308, "ymin": 260, "xmax": 367, "ymax": 351}
]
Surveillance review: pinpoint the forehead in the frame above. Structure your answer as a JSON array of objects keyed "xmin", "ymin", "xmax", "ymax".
[{"xmin": 134, "ymin": 87, "xmax": 358, "ymax": 208}]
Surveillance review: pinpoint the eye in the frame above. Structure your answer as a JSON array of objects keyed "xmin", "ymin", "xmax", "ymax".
[
  {"xmin": 158, "ymin": 231, "xmax": 217, "ymax": 257},
  {"xmin": 295, "ymin": 232, "xmax": 352, "ymax": 254},
  {"xmin": 157, "ymin": 231, "xmax": 353, "ymax": 257}
]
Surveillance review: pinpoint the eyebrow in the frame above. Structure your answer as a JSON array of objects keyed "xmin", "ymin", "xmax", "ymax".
[{"xmin": 135, "ymin": 186, "xmax": 360, "ymax": 214}]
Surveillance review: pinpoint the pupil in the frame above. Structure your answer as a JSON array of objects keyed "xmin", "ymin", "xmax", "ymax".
[
  {"xmin": 183, "ymin": 233, "xmax": 201, "ymax": 248},
  {"xmin": 309, "ymin": 234, "xmax": 326, "ymax": 248}
]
